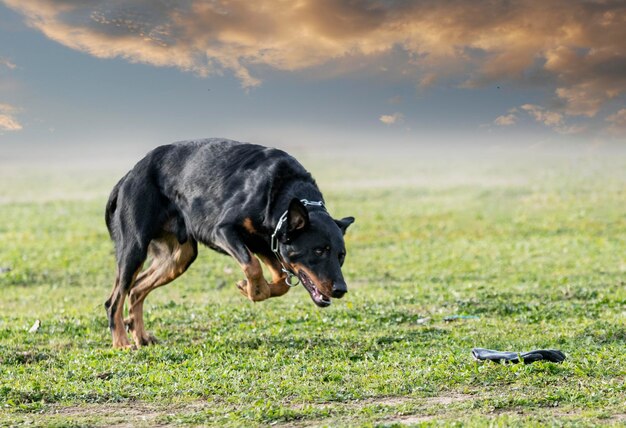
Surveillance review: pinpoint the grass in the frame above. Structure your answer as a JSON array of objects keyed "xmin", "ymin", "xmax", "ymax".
[{"xmin": 0, "ymin": 146, "xmax": 625, "ymax": 426}]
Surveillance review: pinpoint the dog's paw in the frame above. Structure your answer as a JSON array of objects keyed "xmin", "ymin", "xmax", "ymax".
[
  {"xmin": 130, "ymin": 328, "xmax": 159, "ymax": 347},
  {"xmin": 237, "ymin": 279, "xmax": 271, "ymax": 301},
  {"xmin": 112, "ymin": 336, "xmax": 134, "ymax": 349},
  {"xmin": 135, "ymin": 332, "xmax": 159, "ymax": 347},
  {"xmin": 237, "ymin": 279, "xmax": 249, "ymax": 296}
]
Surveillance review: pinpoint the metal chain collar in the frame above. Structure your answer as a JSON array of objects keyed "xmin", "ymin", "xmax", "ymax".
[{"xmin": 270, "ymin": 199, "xmax": 325, "ymax": 287}]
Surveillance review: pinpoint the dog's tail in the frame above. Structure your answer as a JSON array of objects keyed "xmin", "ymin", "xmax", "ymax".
[{"xmin": 105, "ymin": 172, "xmax": 130, "ymax": 237}]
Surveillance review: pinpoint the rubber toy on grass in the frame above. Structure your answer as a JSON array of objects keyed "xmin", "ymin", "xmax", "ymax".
[{"xmin": 472, "ymin": 348, "xmax": 566, "ymax": 364}]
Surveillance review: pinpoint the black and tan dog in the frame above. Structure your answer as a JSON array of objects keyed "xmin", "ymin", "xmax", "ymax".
[{"xmin": 104, "ymin": 139, "xmax": 354, "ymax": 348}]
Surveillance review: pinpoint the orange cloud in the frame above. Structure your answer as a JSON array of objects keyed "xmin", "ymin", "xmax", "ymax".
[
  {"xmin": 520, "ymin": 104, "xmax": 586, "ymax": 135},
  {"xmin": 3, "ymin": 0, "xmax": 625, "ymax": 113},
  {"xmin": 379, "ymin": 112, "xmax": 404, "ymax": 125},
  {"xmin": 0, "ymin": 103, "xmax": 22, "ymax": 131},
  {"xmin": 494, "ymin": 114, "xmax": 517, "ymax": 126}
]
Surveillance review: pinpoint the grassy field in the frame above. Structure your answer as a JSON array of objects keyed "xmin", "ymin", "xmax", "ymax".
[{"xmin": 1, "ymin": 145, "xmax": 625, "ymax": 426}]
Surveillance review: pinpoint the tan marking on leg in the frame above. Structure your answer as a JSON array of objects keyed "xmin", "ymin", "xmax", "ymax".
[
  {"xmin": 111, "ymin": 267, "xmax": 141, "ymax": 349},
  {"xmin": 124, "ymin": 258, "xmax": 159, "ymax": 341},
  {"xmin": 124, "ymin": 261, "xmax": 159, "ymax": 329},
  {"xmin": 133, "ymin": 262, "xmax": 158, "ymax": 286},
  {"xmin": 236, "ymin": 252, "xmax": 271, "ymax": 302},
  {"xmin": 127, "ymin": 234, "xmax": 196, "ymax": 348},
  {"xmin": 258, "ymin": 253, "xmax": 290, "ymax": 297}
]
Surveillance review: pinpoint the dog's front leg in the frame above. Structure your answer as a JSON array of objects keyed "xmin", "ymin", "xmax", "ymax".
[
  {"xmin": 214, "ymin": 225, "xmax": 272, "ymax": 301},
  {"xmin": 257, "ymin": 253, "xmax": 290, "ymax": 297},
  {"xmin": 235, "ymin": 256, "xmax": 273, "ymax": 302}
]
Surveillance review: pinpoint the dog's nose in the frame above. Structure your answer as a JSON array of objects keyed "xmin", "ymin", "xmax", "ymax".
[{"xmin": 331, "ymin": 281, "xmax": 347, "ymax": 298}]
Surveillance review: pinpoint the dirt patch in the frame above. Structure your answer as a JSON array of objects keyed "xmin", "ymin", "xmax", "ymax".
[
  {"xmin": 286, "ymin": 396, "xmax": 409, "ymax": 412},
  {"xmin": 380, "ymin": 407, "xmax": 592, "ymax": 427},
  {"xmin": 422, "ymin": 393, "xmax": 474, "ymax": 406},
  {"xmin": 354, "ymin": 396, "xmax": 414, "ymax": 407},
  {"xmin": 282, "ymin": 393, "xmax": 475, "ymax": 427},
  {"xmin": 54, "ymin": 402, "xmax": 163, "ymax": 418},
  {"xmin": 50, "ymin": 402, "xmax": 204, "ymax": 427},
  {"xmin": 384, "ymin": 414, "xmax": 437, "ymax": 425},
  {"xmin": 358, "ymin": 393, "xmax": 474, "ymax": 407},
  {"xmin": 287, "ymin": 392, "xmax": 473, "ymax": 412},
  {"xmin": 376, "ymin": 393, "xmax": 474, "ymax": 426}
]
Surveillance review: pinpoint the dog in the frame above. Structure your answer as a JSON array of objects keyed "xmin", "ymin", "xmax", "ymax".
[{"xmin": 104, "ymin": 138, "xmax": 355, "ymax": 348}]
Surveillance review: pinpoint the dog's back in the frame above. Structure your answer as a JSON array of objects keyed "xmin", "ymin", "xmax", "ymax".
[{"xmin": 108, "ymin": 139, "xmax": 314, "ymax": 243}]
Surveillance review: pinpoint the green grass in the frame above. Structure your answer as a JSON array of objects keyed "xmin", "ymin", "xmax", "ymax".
[{"xmin": 1, "ymin": 148, "xmax": 625, "ymax": 426}]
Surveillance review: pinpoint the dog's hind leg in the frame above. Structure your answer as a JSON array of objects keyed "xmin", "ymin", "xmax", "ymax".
[
  {"xmin": 126, "ymin": 233, "xmax": 197, "ymax": 347},
  {"xmin": 123, "ymin": 262, "xmax": 159, "ymax": 330},
  {"xmin": 105, "ymin": 171, "xmax": 175, "ymax": 348},
  {"xmin": 105, "ymin": 244, "xmax": 146, "ymax": 348}
]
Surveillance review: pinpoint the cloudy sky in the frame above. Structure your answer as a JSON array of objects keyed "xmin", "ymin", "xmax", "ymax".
[{"xmin": 1, "ymin": 0, "xmax": 625, "ymax": 153}]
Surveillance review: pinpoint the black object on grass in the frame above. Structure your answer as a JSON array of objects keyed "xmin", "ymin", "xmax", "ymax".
[{"xmin": 472, "ymin": 348, "xmax": 566, "ymax": 364}]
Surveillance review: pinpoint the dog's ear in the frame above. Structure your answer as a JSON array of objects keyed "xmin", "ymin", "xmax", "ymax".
[
  {"xmin": 287, "ymin": 198, "xmax": 309, "ymax": 233},
  {"xmin": 335, "ymin": 216, "xmax": 355, "ymax": 235}
]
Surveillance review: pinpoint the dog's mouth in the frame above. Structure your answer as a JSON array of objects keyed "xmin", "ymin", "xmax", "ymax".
[{"xmin": 298, "ymin": 270, "xmax": 331, "ymax": 307}]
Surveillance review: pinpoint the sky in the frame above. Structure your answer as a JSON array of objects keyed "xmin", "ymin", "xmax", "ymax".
[{"xmin": 1, "ymin": 0, "xmax": 625, "ymax": 158}]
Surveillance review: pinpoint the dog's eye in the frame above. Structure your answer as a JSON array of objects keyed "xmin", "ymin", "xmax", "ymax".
[
  {"xmin": 314, "ymin": 246, "xmax": 331, "ymax": 257},
  {"xmin": 338, "ymin": 251, "xmax": 346, "ymax": 264}
]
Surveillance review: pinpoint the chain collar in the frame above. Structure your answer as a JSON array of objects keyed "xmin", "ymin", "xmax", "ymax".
[{"xmin": 270, "ymin": 199, "xmax": 325, "ymax": 287}]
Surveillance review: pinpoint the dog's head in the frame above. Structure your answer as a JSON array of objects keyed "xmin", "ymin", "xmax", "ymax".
[{"xmin": 278, "ymin": 198, "xmax": 354, "ymax": 307}]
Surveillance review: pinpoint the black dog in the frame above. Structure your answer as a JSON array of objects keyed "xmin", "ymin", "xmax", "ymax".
[{"xmin": 104, "ymin": 139, "xmax": 355, "ymax": 348}]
